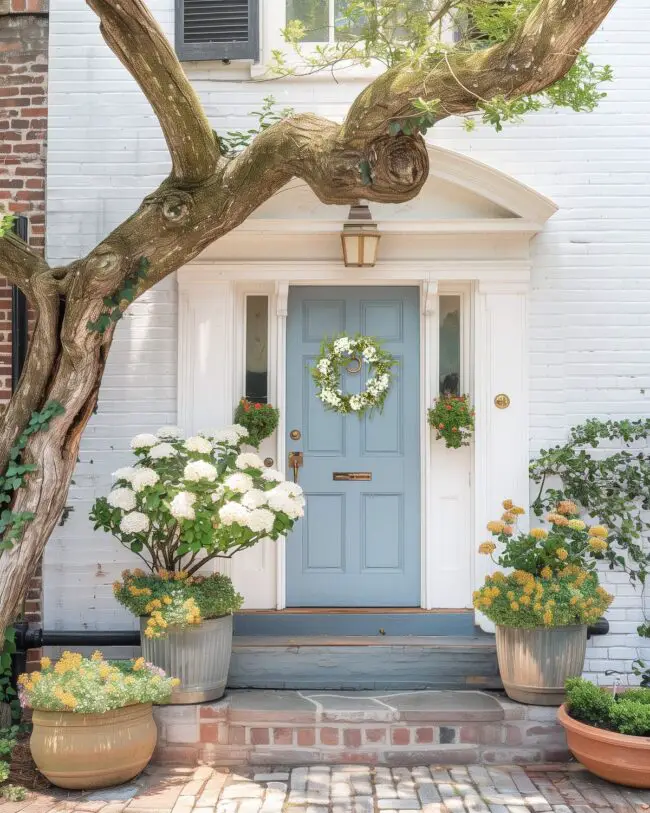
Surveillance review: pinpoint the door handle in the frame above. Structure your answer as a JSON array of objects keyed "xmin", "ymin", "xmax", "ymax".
[{"xmin": 288, "ymin": 451, "xmax": 303, "ymax": 483}]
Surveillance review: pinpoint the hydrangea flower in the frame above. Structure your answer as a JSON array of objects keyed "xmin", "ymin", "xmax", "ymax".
[
  {"xmin": 184, "ymin": 460, "xmax": 218, "ymax": 482},
  {"xmin": 170, "ymin": 491, "xmax": 196, "ymax": 521},
  {"xmin": 236, "ymin": 452, "xmax": 264, "ymax": 470},
  {"xmin": 219, "ymin": 502, "xmax": 250, "ymax": 526},
  {"xmin": 149, "ymin": 443, "xmax": 178, "ymax": 460},
  {"xmin": 131, "ymin": 468, "xmax": 160, "ymax": 492},
  {"xmin": 184, "ymin": 436, "xmax": 213, "ymax": 454},
  {"xmin": 261, "ymin": 468, "xmax": 284, "ymax": 482},
  {"xmin": 107, "ymin": 487, "xmax": 137, "ymax": 511},
  {"xmin": 130, "ymin": 434, "xmax": 159, "ymax": 450},
  {"xmin": 119, "ymin": 511, "xmax": 150, "ymax": 534},
  {"xmin": 224, "ymin": 472, "xmax": 254, "ymax": 493},
  {"xmin": 156, "ymin": 426, "xmax": 183, "ymax": 440},
  {"xmin": 242, "ymin": 489, "xmax": 269, "ymax": 509}
]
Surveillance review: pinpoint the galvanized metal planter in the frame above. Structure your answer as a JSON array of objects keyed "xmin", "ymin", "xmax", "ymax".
[
  {"xmin": 140, "ymin": 615, "xmax": 233, "ymax": 704},
  {"xmin": 496, "ymin": 624, "xmax": 587, "ymax": 706}
]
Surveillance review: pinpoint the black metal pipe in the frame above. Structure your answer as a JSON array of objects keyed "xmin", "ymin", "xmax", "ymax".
[
  {"xmin": 11, "ymin": 215, "xmax": 29, "ymax": 392},
  {"xmin": 42, "ymin": 630, "xmax": 140, "ymax": 647}
]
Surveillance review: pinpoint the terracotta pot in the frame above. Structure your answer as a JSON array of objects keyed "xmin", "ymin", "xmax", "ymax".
[
  {"xmin": 30, "ymin": 702, "xmax": 157, "ymax": 790},
  {"xmin": 558, "ymin": 704, "xmax": 650, "ymax": 788},
  {"xmin": 496, "ymin": 624, "xmax": 587, "ymax": 705}
]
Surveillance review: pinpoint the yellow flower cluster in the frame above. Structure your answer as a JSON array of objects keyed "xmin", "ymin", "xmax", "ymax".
[
  {"xmin": 54, "ymin": 651, "xmax": 83, "ymax": 674},
  {"xmin": 487, "ymin": 520, "xmax": 505, "ymax": 533},
  {"xmin": 588, "ymin": 537, "xmax": 608, "ymax": 552},
  {"xmin": 128, "ymin": 584, "xmax": 152, "ymax": 597},
  {"xmin": 184, "ymin": 597, "xmax": 202, "ymax": 625},
  {"xmin": 54, "ymin": 687, "xmax": 78, "ymax": 709},
  {"xmin": 474, "ymin": 567, "xmax": 613, "ymax": 629},
  {"xmin": 590, "ymin": 526, "xmax": 608, "ymax": 538},
  {"xmin": 478, "ymin": 541, "xmax": 497, "ymax": 555},
  {"xmin": 530, "ymin": 528, "xmax": 548, "ymax": 540}
]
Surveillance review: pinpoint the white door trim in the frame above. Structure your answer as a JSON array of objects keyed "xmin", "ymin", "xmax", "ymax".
[{"xmin": 177, "ymin": 259, "xmax": 532, "ymax": 613}]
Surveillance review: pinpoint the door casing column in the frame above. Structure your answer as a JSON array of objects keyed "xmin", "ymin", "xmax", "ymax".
[{"xmin": 473, "ymin": 280, "xmax": 530, "ymax": 632}]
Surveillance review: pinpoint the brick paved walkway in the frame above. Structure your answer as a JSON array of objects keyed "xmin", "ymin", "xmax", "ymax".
[{"xmin": 2, "ymin": 764, "xmax": 650, "ymax": 813}]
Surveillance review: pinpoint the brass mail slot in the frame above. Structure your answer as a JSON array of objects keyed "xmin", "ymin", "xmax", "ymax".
[{"xmin": 333, "ymin": 472, "xmax": 372, "ymax": 481}]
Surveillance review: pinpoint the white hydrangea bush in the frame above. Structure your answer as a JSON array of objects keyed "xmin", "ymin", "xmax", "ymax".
[{"xmin": 90, "ymin": 424, "xmax": 305, "ymax": 574}]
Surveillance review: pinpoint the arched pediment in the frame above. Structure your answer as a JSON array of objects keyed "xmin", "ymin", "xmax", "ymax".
[{"xmin": 241, "ymin": 143, "xmax": 557, "ymax": 232}]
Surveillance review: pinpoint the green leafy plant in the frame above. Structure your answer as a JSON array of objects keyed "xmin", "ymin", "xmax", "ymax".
[
  {"xmin": 0, "ymin": 628, "xmax": 19, "ymax": 722},
  {"xmin": 565, "ymin": 678, "xmax": 650, "ymax": 736},
  {"xmin": 90, "ymin": 424, "xmax": 304, "ymax": 636},
  {"xmin": 1, "ymin": 402, "xmax": 65, "ymax": 553},
  {"xmin": 18, "ymin": 651, "xmax": 178, "ymax": 713},
  {"xmin": 218, "ymin": 96, "xmax": 295, "ymax": 156},
  {"xmin": 531, "ymin": 418, "xmax": 650, "ymax": 586},
  {"xmin": 0, "ymin": 212, "xmax": 16, "ymax": 238},
  {"xmin": 0, "ymin": 724, "xmax": 26, "ymax": 800},
  {"xmin": 427, "ymin": 394, "xmax": 474, "ymax": 449},
  {"xmin": 234, "ymin": 399, "xmax": 280, "ymax": 448},
  {"xmin": 473, "ymin": 499, "xmax": 613, "ymax": 628},
  {"xmin": 87, "ymin": 257, "xmax": 150, "ymax": 334},
  {"xmin": 271, "ymin": 0, "xmax": 612, "ymax": 136},
  {"xmin": 113, "ymin": 570, "xmax": 242, "ymax": 639}
]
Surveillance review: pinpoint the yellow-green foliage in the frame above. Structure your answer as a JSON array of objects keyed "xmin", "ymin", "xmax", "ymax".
[
  {"xmin": 18, "ymin": 651, "xmax": 179, "ymax": 714},
  {"xmin": 113, "ymin": 570, "xmax": 243, "ymax": 639}
]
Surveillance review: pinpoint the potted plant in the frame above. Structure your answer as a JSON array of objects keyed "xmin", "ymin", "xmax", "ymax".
[
  {"xmin": 18, "ymin": 651, "xmax": 177, "ymax": 790},
  {"xmin": 473, "ymin": 499, "xmax": 613, "ymax": 705},
  {"xmin": 90, "ymin": 423, "xmax": 305, "ymax": 703},
  {"xmin": 234, "ymin": 399, "xmax": 280, "ymax": 448},
  {"xmin": 558, "ymin": 678, "xmax": 650, "ymax": 788},
  {"xmin": 427, "ymin": 394, "xmax": 474, "ymax": 448}
]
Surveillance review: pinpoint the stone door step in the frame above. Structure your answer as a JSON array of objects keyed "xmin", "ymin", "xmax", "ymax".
[
  {"xmin": 153, "ymin": 689, "xmax": 569, "ymax": 767},
  {"xmin": 229, "ymin": 635, "xmax": 501, "ymax": 691}
]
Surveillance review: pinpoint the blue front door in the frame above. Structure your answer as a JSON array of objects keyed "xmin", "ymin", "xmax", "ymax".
[{"xmin": 285, "ymin": 286, "xmax": 421, "ymax": 607}]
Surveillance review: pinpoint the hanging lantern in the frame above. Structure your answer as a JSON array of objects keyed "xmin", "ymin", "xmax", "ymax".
[{"xmin": 340, "ymin": 203, "xmax": 381, "ymax": 267}]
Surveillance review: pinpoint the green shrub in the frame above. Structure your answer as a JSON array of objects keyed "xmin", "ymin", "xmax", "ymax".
[
  {"xmin": 565, "ymin": 677, "xmax": 614, "ymax": 729},
  {"xmin": 565, "ymin": 678, "xmax": 650, "ymax": 736},
  {"xmin": 233, "ymin": 399, "xmax": 279, "ymax": 447},
  {"xmin": 610, "ymin": 699, "xmax": 650, "ymax": 736}
]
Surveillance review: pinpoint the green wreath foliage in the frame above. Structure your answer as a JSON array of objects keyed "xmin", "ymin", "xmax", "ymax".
[{"xmin": 311, "ymin": 334, "xmax": 397, "ymax": 418}]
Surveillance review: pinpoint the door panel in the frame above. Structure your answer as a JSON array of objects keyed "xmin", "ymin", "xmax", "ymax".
[{"xmin": 286, "ymin": 286, "xmax": 420, "ymax": 607}]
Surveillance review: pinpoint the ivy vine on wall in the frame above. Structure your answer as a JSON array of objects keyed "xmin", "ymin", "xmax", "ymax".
[{"xmin": 530, "ymin": 417, "xmax": 650, "ymax": 665}]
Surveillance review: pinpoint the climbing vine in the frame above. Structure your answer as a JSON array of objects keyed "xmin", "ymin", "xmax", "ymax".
[
  {"xmin": 530, "ymin": 418, "xmax": 650, "ymax": 653},
  {"xmin": 0, "ymin": 402, "xmax": 65, "ymax": 553},
  {"xmin": 87, "ymin": 257, "xmax": 150, "ymax": 334}
]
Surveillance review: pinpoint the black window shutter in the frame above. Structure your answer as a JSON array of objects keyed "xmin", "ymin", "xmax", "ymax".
[{"xmin": 176, "ymin": 0, "xmax": 259, "ymax": 61}]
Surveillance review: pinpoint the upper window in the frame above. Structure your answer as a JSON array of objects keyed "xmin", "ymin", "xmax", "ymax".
[
  {"xmin": 176, "ymin": 0, "xmax": 259, "ymax": 62},
  {"xmin": 286, "ymin": 0, "xmax": 347, "ymax": 43}
]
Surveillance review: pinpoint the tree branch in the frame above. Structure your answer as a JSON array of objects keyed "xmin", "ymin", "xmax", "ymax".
[
  {"xmin": 342, "ymin": 0, "xmax": 617, "ymax": 142},
  {"xmin": 0, "ymin": 232, "xmax": 48, "ymax": 296},
  {"xmin": 85, "ymin": 0, "xmax": 220, "ymax": 185}
]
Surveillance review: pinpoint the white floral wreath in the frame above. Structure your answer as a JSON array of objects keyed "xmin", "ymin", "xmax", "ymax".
[{"xmin": 311, "ymin": 334, "xmax": 397, "ymax": 417}]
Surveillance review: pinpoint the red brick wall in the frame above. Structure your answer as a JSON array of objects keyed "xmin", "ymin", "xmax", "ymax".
[{"xmin": 1, "ymin": 0, "xmax": 48, "ymax": 660}]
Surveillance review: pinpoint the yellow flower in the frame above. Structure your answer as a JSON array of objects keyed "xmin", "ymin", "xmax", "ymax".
[
  {"xmin": 588, "ymin": 537, "xmax": 608, "ymax": 552},
  {"xmin": 547, "ymin": 513, "xmax": 569, "ymax": 526},
  {"xmin": 507, "ymin": 591, "xmax": 516, "ymax": 601},
  {"xmin": 557, "ymin": 500, "xmax": 578, "ymax": 515},
  {"xmin": 543, "ymin": 610, "xmax": 553, "ymax": 625},
  {"xmin": 40, "ymin": 656, "xmax": 51, "ymax": 670},
  {"xmin": 511, "ymin": 506, "xmax": 525, "ymax": 515},
  {"xmin": 487, "ymin": 520, "xmax": 505, "ymax": 534},
  {"xmin": 590, "ymin": 525, "xmax": 608, "ymax": 538},
  {"xmin": 520, "ymin": 595, "xmax": 531, "ymax": 606},
  {"xmin": 556, "ymin": 548, "xmax": 569, "ymax": 561},
  {"xmin": 162, "ymin": 596, "xmax": 173, "ymax": 606},
  {"xmin": 17, "ymin": 673, "xmax": 30, "ymax": 686},
  {"xmin": 171, "ymin": 678, "xmax": 181, "ymax": 687},
  {"xmin": 132, "ymin": 657, "xmax": 146, "ymax": 671},
  {"xmin": 567, "ymin": 519, "xmax": 586, "ymax": 531},
  {"xmin": 502, "ymin": 499, "xmax": 514, "ymax": 510},
  {"xmin": 534, "ymin": 603, "xmax": 543, "ymax": 612},
  {"xmin": 144, "ymin": 627, "xmax": 155, "ymax": 638},
  {"xmin": 501, "ymin": 512, "xmax": 515, "ymax": 523},
  {"xmin": 492, "ymin": 572, "xmax": 506, "ymax": 583},
  {"xmin": 174, "ymin": 571, "xmax": 189, "ymax": 581},
  {"xmin": 125, "ymin": 676, "xmax": 136, "ymax": 685},
  {"xmin": 31, "ymin": 671, "xmax": 41, "ymax": 683},
  {"xmin": 91, "ymin": 650, "xmax": 104, "ymax": 662},
  {"xmin": 530, "ymin": 528, "xmax": 548, "ymax": 540},
  {"xmin": 502, "ymin": 525, "xmax": 514, "ymax": 536},
  {"xmin": 479, "ymin": 542, "xmax": 496, "ymax": 555},
  {"xmin": 112, "ymin": 581, "xmax": 121, "ymax": 593},
  {"xmin": 99, "ymin": 664, "xmax": 112, "ymax": 679},
  {"xmin": 570, "ymin": 595, "xmax": 579, "ymax": 605},
  {"xmin": 510, "ymin": 601, "xmax": 520, "ymax": 611},
  {"xmin": 541, "ymin": 566, "xmax": 553, "ymax": 580}
]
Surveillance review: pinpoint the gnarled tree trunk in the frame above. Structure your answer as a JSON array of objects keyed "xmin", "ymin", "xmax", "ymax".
[{"xmin": 0, "ymin": 0, "xmax": 617, "ymax": 638}]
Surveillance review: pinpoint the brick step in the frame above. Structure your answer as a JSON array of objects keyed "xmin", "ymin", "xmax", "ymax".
[
  {"xmin": 228, "ymin": 634, "xmax": 502, "ymax": 691},
  {"xmin": 153, "ymin": 689, "xmax": 569, "ymax": 767}
]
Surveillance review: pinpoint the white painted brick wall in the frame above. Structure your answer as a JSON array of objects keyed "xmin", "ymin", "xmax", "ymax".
[{"xmin": 45, "ymin": 0, "xmax": 650, "ymax": 678}]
